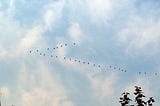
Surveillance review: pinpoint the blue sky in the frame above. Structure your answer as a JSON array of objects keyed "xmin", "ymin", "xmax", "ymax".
[{"xmin": 0, "ymin": 0, "xmax": 160, "ymax": 106}]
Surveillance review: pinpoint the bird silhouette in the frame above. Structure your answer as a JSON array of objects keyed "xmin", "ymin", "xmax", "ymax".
[{"xmin": 155, "ymin": 73, "xmax": 157, "ymax": 76}]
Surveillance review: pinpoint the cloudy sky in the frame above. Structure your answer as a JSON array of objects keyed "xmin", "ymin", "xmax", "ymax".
[{"xmin": 0, "ymin": 0, "xmax": 160, "ymax": 106}]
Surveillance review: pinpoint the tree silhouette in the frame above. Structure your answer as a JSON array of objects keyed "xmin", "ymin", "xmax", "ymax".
[
  {"xmin": 147, "ymin": 97, "xmax": 155, "ymax": 106},
  {"xmin": 134, "ymin": 86, "xmax": 146, "ymax": 106},
  {"xmin": 119, "ymin": 92, "xmax": 132, "ymax": 106},
  {"xmin": 119, "ymin": 86, "xmax": 155, "ymax": 106}
]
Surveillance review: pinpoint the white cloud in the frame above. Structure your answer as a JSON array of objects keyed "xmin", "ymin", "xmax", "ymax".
[
  {"xmin": 21, "ymin": 26, "xmax": 43, "ymax": 47},
  {"xmin": 86, "ymin": 0, "xmax": 113, "ymax": 24},
  {"xmin": 68, "ymin": 22, "xmax": 85, "ymax": 44},
  {"xmin": 0, "ymin": 87, "xmax": 10, "ymax": 98},
  {"xmin": 90, "ymin": 73, "xmax": 118, "ymax": 99},
  {"xmin": 17, "ymin": 62, "xmax": 75, "ymax": 106},
  {"xmin": 117, "ymin": 17, "xmax": 160, "ymax": 55},
  {"xmin": 0, "ymin": 0, "xmax": 65, "ymax": 59},
  {"xmin": 43, "ymin": 0, "xmax": 64, "ymax": 30},
  {"xmin": 0, "ymin": 45, "xmax": 8, "ymax": 58}
]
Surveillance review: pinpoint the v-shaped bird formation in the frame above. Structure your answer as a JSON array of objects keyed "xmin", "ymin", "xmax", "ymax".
[{"xmin": 28, "ymin": 42, "xmax": 159, "ymax": 77}]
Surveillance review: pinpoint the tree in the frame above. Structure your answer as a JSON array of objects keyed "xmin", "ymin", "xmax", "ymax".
[
  {"xmin": 134, "ymin": 86, "xmax": 146, "ymax": 106},
  {"xmin": 119, "ymin": 92, "xmax": 132, "ymax": 106},
  {"xmin": 119, "ymin": 86, "xmax": 155, "ymax": 106}
]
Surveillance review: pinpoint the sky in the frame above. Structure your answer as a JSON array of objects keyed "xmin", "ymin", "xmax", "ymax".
[{"xmin": 0, "ymin": 0, "xmax": 160, "ymax": 106}]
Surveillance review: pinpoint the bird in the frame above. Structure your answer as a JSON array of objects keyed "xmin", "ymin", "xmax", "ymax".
[
  {"xmin": 73, "ymin": 43, "xmax": 76, "ymax": 45},
  {"xmin": 53, "ymin": 48, "xmax": 55, "ymax": 50},
  {"xmin": 29, "ymin": 51, "xmax": 32, "ymax": 53},
  {"xmin": 47, "ymin": 48, "xmax": 49, "ymax": 50},
  {"xmin": 65, "ymin": 44, "xmax": 67, "ymax": 46},
  {"xmin": 36, "ymin": 50, "xmax": 39, "ymax": 52},
  {"xmin": 40, "ymin": 53, "xmax": 42, "ymax": 55},
  {"xmin": 61, "ymin": 45, "xmax": 63, "ymax": 47},
  {"xmin": 56, "ymin": 56, "xmax": 58, "ymax": 58},
  {"xmin": 43, "ymin": 54, "xmax": 45, "ymax": 56},
  {"xmin": 155, "ymin": 73, "xmax": 157, "ymax": 76},
  {"xmin": 64, "ymin": 57, "xmax": 66, "ymax": 59}
]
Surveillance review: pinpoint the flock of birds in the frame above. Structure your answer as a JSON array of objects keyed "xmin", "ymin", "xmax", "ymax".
[{"xmin": 28, "ymin": 42, "xmax": 159, "ymax": 77}]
